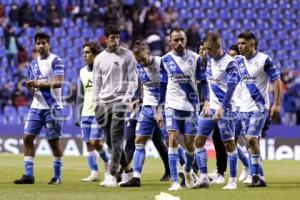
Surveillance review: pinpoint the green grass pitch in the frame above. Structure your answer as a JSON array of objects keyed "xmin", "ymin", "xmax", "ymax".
[{"xmin": 0, "ymin": 154, "xmax": 299, "ymax": 200}]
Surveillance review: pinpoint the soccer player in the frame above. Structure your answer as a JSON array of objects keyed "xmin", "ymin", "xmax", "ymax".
[
  {"xmin": 120, "ymin": 40, "xmax": 169, "ymax": 187},
  {"xmin": 14, "ymin": 32, "xmax": 64, "ymax": 185},
  {"xmin": 75, "ymin": 41, "xmax": 110, "ymax": 182},
  {"xmin": 197, "ymin": 41, "xmax": 227, "ymax": 184},
  {"xmin": 195, "ymin": 32, "xmax": 239, "ymax": 190},
  {"xmin": 93, "ymin": 24, "xmax": 138, "ymax": 187},
  {"xmin": 160, "ymin": 27, "xmax": 207, "ymax": 191},
  {"xmin": 228, "ymin": 44, "xmax": 250, "ymax": 182},
  {"xmin": 236, "ymin": 31, "xmax": 281, "ymax": 187}
]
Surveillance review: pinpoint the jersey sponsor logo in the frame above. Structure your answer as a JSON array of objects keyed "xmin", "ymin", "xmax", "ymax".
[
  {"xmin": 207, "ymin": 77, "xmax": 221, "ymax": 85},
  {"xmin": 241, "ymin": 75, "xmax": 257, "ymax": 84},
  {"xmin": 170, "ymin": 74, "xmax": 191, "ymax": 82}
]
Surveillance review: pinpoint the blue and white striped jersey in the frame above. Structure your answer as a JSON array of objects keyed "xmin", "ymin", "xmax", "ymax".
[
  {"xmin": 136, "ymin": 56, "xmax": 163, "ymax": 106},
  {"xmin": 207, "ymin": 53, "xmax": 239, "ymax": 110},
  {"xmin": 161, "ymin": 49, "xmax": 206, "ymax": 112},
  {"xmin": 235, "ymin": 52, "xmax": 280, "ymax": 112},
  {"xmin": 29, "ymin": 53, "xmax": 64, "ymax": 109}
]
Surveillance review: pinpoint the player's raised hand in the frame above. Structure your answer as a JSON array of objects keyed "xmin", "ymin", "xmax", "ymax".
[
  {"xmin": 213, "ymin": 107, "xmax": 224, "ymax": 121},
  {"xmin": 26, "ymin": 80, "xmax": 39, "ymax": 89}
]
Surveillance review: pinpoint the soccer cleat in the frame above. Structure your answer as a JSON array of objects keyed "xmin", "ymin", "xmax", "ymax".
[
  {"xmin": 238, "ymin": 167, "xmax": 249, "ymax": 182},
  {"xmin": 119, "ymin": 177, "xmax": 141, "ymax": 187},
  {"xmin": 194, "ymin": 175, "xmax": 210, "ymax": 189},
  {"xmin": 242, "ymin": 175, "xmax": 252, "ymax": 184},
  {"xmin": 81, "ymin": 171, "xmax": 99, "ymax": 182},
  {"xmin": 179, "ymin": 171, "xmax": 185, "ymax": 187},
  {"xmin": 222, "ymin": 177, "xmax": 237, "ymax": 190},
  {"xmin": 48, "ymin": 177, "xmax": 62, "ymax": 185},
  {"xmin": 168, "ymin": 182, "xmax": 181, "ymax": 191},
  {"xmin": 222, "ymin": 182, "xmax": 237, "ymax": 190},
  {"xmin": 118, "ymin": 170, "xmax": 133, "ymax": 185},
  {"xmin": 208, "ymin": 169, "xmax": 218, "ymax": 178},
  {"xmin": 160, "ymin": 173, "xmax": 171, "ymax": 182},
  {"xmin": 247, "ymin": 175, "xmax": 267, "ymax": 187},
  {"xmin": 210, "ymin": 173, "xmax": 225, "ymax": 184},
  {"xmin": 100, "ymin": 174, "xmax": 117, "ymax": 187},
  {"xmin": 183, "ymin": 171, "xmax": 194, "ymax": 189},
  {"xmin": 14, "ymin": 175, "xmax": 35, "ymax": 184},
  {"xmin": 116, "ymin": 169, "xmax": 123, "ymax": 183}
]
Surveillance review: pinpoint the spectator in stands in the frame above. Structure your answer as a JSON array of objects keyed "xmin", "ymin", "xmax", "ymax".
[
  {"xmin": 47, "ymin": 3, "xmax": 62, "ymax": 28},
  {"xmin": 186, "ymin": 24, "xmax": 201, "ymax": 51},
  {"xmin": 0, "ymin": 3, "xmax": 6, "ymax": 26},
  {"xmin": 33, "ymin": 3, "xmax": 47, "ymax": 27},
  {"xmin": 87, "ymin": 3, "xmax": 103, "ymax": 27},
  {"xmin": 8, "ymin": 3, "xmax": 20, "ymax": 26},
  {"xmin": 146, "ymin": 32, "xmax": 162, "ymax": 56},
  {"xmin": 19, "ymin": 1, "xmax": 34, "ymax": 27},
  {"xmin": 4, "ymin": 25, "xmax": 20, "ymax": 68},
  {"xmin": 143, "ymin": 3, "xmax": 163, "ymax": 36},
  {"xmin": 163, "ymin": 7, "xmax": 177, "ymax": 29},
  {"xmin": 12, "ymin": 81, "xmax": 30, "ymax": 107}
]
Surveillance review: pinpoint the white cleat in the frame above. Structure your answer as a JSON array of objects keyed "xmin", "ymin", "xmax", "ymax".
[
  {"xmin": 183, "ymin": 171, "xmax": 194, "ymax": 189},
  {"xmin": 81, "ymin": 171, "xmax": 99, "ymax": 182},
  {"xmin": 223, "ymin": 177, "xmax": 237, "ymax": 190},
  {"xmin": 222, "ymin": 182, "xmax": 237, "ymax": 190},
  {"xmin": 239, "ymin": 167, "xmax": 249, "ymax": 182},
  {"xmin": 194, "ymin": 175, "xmax": 210, "ymax": 189},
  {"xmin": 242, "ymin": 175, "xmax": 252, "ymax": 184},
  {"xmin": 210, "ymin": 173, "xmax": 225, "ymax": 184},
  {"xmin": 99, "ymin": 174, "xmax": 117, "ymax": 187},
  {"xmin": 118, "ymin": 170, "xmax": 133, "ymax": 186},
  {"xmin": 168, "ymin": 182, "xmax": 181, "ymax": 191}
]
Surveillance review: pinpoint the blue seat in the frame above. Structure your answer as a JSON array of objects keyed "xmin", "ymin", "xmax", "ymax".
[
  {"xmin": 62, "ymin": 18, "xmax": 74, "ymax": 28},
  {"xmin": 282, "ymin": 40, "xmax": 294, "ymax": 51},
  {"xmin": 278, "ymin": 0, "xmax": 290, "ymax": 8},
  {"xmin": 66, "ymin": 48, "xmax": 79, "ymax": 58},
  {"xmin": 227, "ymin": 0, "xmax": 239, "ymax": 8},
  {"xmin": 52, "ymin": 47, "xmax": 65, "ymax": 57},
  {"xmin": 0, "ymin": 26, "xmax": 3, "ymax": 37},
  {"xmin": 276, "ymin": 30, "xmax": 287, "ymax": 40},
  {"xmin": 290, "ymin": 50, "xmax": 299, "ymax": 60},
  {"xmin": 0, "ymin": 114, "xmax": 6, "ymax": 125},
  {"xmin": 53, "ymin": 27, "xmax": 66, "ymax": 38},
  {"xmin": 188, "ymin": 0, "xmax": 200, "ymax": 8},
  {"xmin": 269, "ymin": 41, "xmax": 281, "ymax": 51},
  {"xmin": 81, "ymin": 28, "xmax": 93, "ymax": 38},
  {"xmin": 4, "ymin": 105, "xmax": 17, "ymax": 116},
  {"xmin": 240, "ymin": 0, "xmax": 252, "ymax": 8},
  {"xmin": 214, "ymin": 0, "xmax": 226, "ymax": 8},
  {"xmin": 60, "ymin": 38, "xmax": 72, "ymax": 48},
  {"xmin": 276, "ymin": 50, "xmax": 288, "ymax": 61},
  {"xmin": 270, "ymin": 19, "xmax": 282, "ymax": 30},
  {"xmin": 245, "ymin": 9, "xmax": 257, "ymax": 19},
  {"xmin": 206, "ymin": 8, "xmax": 218, "ymax": 19},
  {"xmin": 74, "ymin": 59, "xmax": 84, "ymax": 68},
  {"xmin": 253, "ymin": 0, "xmax": 265, "ymax": 8},
  {"xmin": 174, "ymin": 0, "xmax": 187, "ymax": 9},
  {"xmin": 193, "ymin": 9, "xmax": 205, "ymax": 20},
  {"xmin": 219, "ymin": 9, "xmax": 231, "ymax": 19},
  {"xmin": 258, "ymin": 10, "xmax": 270, "ymax": 20},
  {"xmin": 283, "ymin": 20, "xmax": 295, "ymax": 30},
  {"xmin": 215, "ymin": 19, "xmax": 227, "ymax": 30},
  {"xmin": 266, "ymin": 0, "xmax": 277, "ymax": 9},
  {"xmin": 18, "ymin": 106, "xmax": 29, "ymax": 123},
  {"xmin": 200, "ymin": 0, "xmax": 212, "ymax": 8}
]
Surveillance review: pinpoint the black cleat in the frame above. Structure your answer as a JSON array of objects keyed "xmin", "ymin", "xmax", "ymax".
[
  {"xmin": 116, "ymin": 169, "xmax": 123, "ymax": 183},
  {"xmin": 48, "ymin": 177, "xmax": 62, "ymax": 185},
  {"xmin": 119, "ymin": 177, "xmax": 141, "ymax": 187},
  {"xmin": 160, "ymin": 173, "xmax": 171, "ymax": 182},
  {"xmin": 179, "ymin": 172, "xmax": 186, "ymax": 187},
  {"xmin": 14, "ymin": 175, "xmax": 35, "ymax": 184},
  {"xmin": 247, "ymin": 175, "xmax": 267, "ymax": 187}
]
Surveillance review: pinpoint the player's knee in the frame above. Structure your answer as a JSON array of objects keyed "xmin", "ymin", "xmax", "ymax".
[
  {"xmin": 246, "ymin": 137, "xmax": 258, "ymax": 147},
  {"xmin": 224, "ymin": 141, "xmax": 236, "ymax": 152},
  {"xmin": 23, "ymin": 135, "xmax": 34, "ymax": 146},
  {"xmin": 195, "ymin": 136, "xmax": 205, "ymax": 148},
  {"xmin": 185, "ymin": 144, "xmax": 194, "ymax": 152},
  {"xmin": 135, "ymin": 136, "xmax": 147, "ymax": 144}
]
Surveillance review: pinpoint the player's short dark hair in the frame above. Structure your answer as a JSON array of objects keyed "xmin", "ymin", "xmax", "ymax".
[
  {"xmin": 229, "ymin": 44, "xmax": 240, "ymax": 54},
  {"xmin": 203, "ymin": 31, "xmax": 221, "ymax": 43},
  {"xmin": 34, "ymin": 32, "xmax": 50, "ymax": 43},
  {"xmin": 196, "ymin": 40, "xmax": 204, "ymax": 53},
  {"xmin": 104, "ymin": 24, "xmax": 120, "ymax": 37},
  {"xmin": 169, "ymin": 27, "xmax": 185, "ymax": 37},
  {"xmin": 132, "ymin": 40, "xmax": 150, "ymax": 55},
  {"xmin": 238, "ymin": 31, "xmax": 258, "ymax": 48},
  {"xmin": 83, "ymin": 41, "xmax": 101, "ymax": 55}
]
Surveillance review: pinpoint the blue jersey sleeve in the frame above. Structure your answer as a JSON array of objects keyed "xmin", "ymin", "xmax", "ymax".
[
  {"xmin": 264, "ymin": 57, "xmax": 280, "ymax": 82},
  {"xmin": 196, "ymin": 57, "xmax": 207, "ymax": 81},
  {"xmin": 51, "ymin": 57, "xmax": 64, "ymax": 76}
]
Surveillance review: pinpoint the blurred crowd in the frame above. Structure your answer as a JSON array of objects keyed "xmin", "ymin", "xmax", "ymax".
[{"xmin": 0, "ymin": 0, "xmax": 299, "ymax": 125}]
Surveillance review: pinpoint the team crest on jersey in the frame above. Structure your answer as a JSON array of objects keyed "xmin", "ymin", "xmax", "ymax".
[
  {"xmin": 114, "ymin": 61, "xmax": 119, "ymax": 66},
  {"xmin": 188, "ymin": 59, "xmax": 193, "ymax": 66}
]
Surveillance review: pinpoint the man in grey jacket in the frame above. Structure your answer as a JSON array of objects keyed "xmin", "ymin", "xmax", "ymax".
[{"xmin": 93, "ymin": 24, "xmax": 138, "ymax": 187}]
